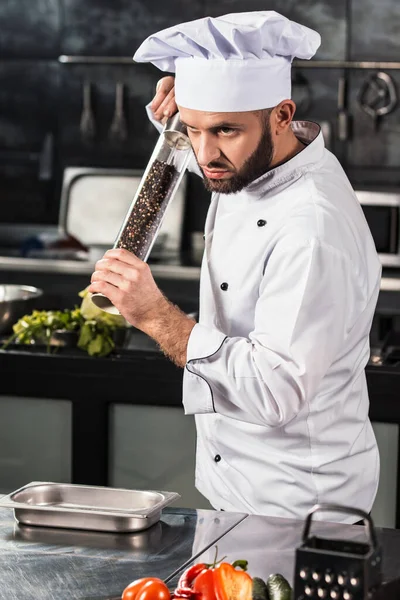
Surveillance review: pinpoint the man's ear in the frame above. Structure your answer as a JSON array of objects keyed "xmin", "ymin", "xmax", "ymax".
[{"xmin": 273, "ymin": 100, "xmax": 296, "ymax": 134}]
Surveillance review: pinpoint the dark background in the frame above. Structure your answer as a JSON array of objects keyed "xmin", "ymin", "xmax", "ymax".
[{"xmin": 1, "ymin": 0, "xmax": 400, "ymax": 237}]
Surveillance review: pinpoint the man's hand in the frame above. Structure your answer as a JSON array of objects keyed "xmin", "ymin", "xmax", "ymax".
[
  {"xmin": 88, "ymin": 248, "xmax": 196, "ymax": 367},
  {"xmin": 150, "ymin": 76, "xmax": 177, "ymax": 123},
  {"xmin": 89, "ymin": 249, "xmax": 164, "ymax": 329}
]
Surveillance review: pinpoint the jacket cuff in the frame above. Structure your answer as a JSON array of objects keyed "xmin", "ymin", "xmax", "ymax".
[
  {"xmin": 187, "ymin": 323, "xmax": 227, "ymax": 363},
  {"xmin": 145, "ymin": 102, "xmax": 164, "ymax": 134},
  {"xmin": 182, "ymin": 324, "xmax": 227, "ymax": 415}
]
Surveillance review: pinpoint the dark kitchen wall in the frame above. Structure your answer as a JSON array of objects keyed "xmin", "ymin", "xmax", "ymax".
[
  {"xmin": 348, "ymin": 0, "xmax": 400, "ymax": 180},
  {"xmin": 0, "ymin": 0, "xmax": 400, "ymax": 232}
]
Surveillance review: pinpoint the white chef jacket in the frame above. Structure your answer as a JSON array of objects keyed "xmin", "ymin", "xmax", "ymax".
[
  {"xmin": 146, "ymin": 107, "xmax": 381, "ymax": 523},
  {"xmin": 181, "ymin": 121, "xmax": 381, "ymax": 524}
]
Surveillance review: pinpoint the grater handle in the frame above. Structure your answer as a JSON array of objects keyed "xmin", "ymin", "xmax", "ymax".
[{"xmin": 302, "ymin": 503, "xmax": 378, "ymax": 550}]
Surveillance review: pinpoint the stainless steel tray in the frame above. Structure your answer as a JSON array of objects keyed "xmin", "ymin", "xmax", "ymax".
[{"xmin": 0, "ymin": 482, "xmax": 180, "ymax": 533}]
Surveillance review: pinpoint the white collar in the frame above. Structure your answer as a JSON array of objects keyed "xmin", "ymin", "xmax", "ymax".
[{"xmin": 245, "ymin": 121, "xmax": 324, "ymax": 196}]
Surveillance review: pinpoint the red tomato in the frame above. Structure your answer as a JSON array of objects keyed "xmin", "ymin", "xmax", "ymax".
[{"xmin": 122, "ymin": 577, "xmax": 171, "ymax": 600}]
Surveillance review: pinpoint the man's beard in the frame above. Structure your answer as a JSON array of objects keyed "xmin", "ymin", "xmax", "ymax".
[{"xmin": 197, "ymin": 121, "xmax": 274, "ymax": 194}]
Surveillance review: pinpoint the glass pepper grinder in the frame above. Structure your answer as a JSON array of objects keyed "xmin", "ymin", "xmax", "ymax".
[{"xmin": 91, "ymin": 113, "xmax": 192, "ymax": 314}]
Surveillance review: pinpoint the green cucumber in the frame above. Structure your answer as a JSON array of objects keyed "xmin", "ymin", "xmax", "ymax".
[
  {"xmin": 266, "ymin": 574, "xmax": 292, "ymax": 600},
  {"xmin": 252, "ymin": 576, "xmax": 269, "ymax": 600}
]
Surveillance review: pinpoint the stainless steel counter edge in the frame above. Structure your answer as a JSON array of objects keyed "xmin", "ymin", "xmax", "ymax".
[
  {"xmin": 0, "ymin": 256, "xmax": 201, "ymax": 280},
  {"xmin": 1, "ymin": 256, "xmax": 400, "ymax": 291},
  {"xmin": 381, "ymin": 277, "xmax": 400, "ymax": 292}
]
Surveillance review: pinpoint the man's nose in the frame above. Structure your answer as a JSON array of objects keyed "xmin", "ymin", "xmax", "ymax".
[{"xmin": 196, "ymin": 135, "xmax": 221, "ymax": 166}]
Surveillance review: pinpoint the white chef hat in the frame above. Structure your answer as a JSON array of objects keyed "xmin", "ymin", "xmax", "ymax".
[{"xmin": 133, "ymin": 11, "xmax": 321, "ymax": 112}]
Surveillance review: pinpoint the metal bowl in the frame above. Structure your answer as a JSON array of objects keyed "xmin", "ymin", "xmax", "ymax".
[{"xmin": 0, "ymin": 285, "xmax": 43, "ymax": 335}]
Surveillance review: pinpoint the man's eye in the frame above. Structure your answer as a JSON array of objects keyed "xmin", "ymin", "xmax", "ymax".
[{"xmin": 219, "ymin": 127, "xmax": 236, "ymax": 135}]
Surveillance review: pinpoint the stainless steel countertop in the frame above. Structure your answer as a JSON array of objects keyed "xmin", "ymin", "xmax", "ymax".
[
  {"xmin": 168, "ymin": 512, "xmax": 400, "ymax": 590},
  {"xmin": 0, "ymin": 506, "xmax": 245, "ymax": 600},
  {"xmin": 0, "ymin": 256, "xmax": 201, "ymax": 280},
  {"xmin": 2, "ymin": 502, "xmax": 400, "ymax": 600}
]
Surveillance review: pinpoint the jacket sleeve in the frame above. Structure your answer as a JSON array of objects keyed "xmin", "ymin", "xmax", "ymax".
[
  {"xmin": 145, "ymin": 103, "xmax": 202, "ymax": 178},
  {"xmin": 183, "ymin": 238, "xmax": 368, "ymax": 427}
]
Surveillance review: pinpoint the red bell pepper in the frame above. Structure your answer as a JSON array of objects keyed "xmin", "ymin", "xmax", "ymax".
[
  {"xmin": 177, "ymin": 563, "xmax": 208, "ymax": 591},
  {"xmin": 172, "ymin": 549, "xmax": 251, "ymax": 600},
  {"xmin": 213, "ymin": 563, "xmax": 252, "ymax": 600},
  {"xmin": 192, "ymin": 567, "xmax": 217, "ymax": 600}
]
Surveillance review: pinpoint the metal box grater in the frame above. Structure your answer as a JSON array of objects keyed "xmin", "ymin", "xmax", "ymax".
[{"xmin": 294, "ymin": 504, "xmax": 382, "ymax": 600}]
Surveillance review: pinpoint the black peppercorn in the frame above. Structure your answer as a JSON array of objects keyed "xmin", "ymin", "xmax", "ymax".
[
  {"xmin": 116, "ymin": 159, "xmax": 178, "ymax": 260},
  {"xmin": 257, "ymin": 219, "xmax": 267, "ymax": 227}
]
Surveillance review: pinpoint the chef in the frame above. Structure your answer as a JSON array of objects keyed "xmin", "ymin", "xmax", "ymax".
[{"xmin": 89, "ymin": 12, "xmax": 382, "ymax": 523}]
